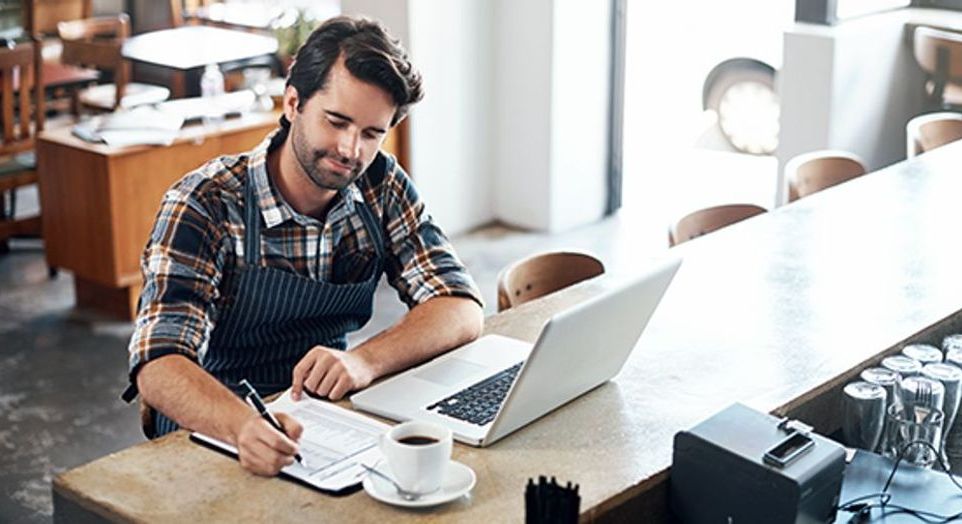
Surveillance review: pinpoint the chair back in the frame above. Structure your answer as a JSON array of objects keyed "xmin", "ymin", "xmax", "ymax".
[
  {"xmin": 496, "ymin": 251, "xmax": 605, "ymax": 311},
  {"xmin": 0, "ymin": 41, "xmax": 44, "ymax": 156},
  {"xmin": 58, "ymin": 15, "xmax": 130, "ymax": 109},
  {"xmin": 785, "ymin": 150, "xmax": 866, "ymax": 202},
  {"xmin": 24, "ymin": 0, "xmax": 93, "ymax": 37},
  {"xmin": 668, "ymin": 204, "xmax": 766, "ymax": 247},
  {"xmin": 914, "ymin": 27, "xmax": 962, "ymax": 81},
  {"xmin": 906, "ymin": 112, "xmax": 962, "ymax": 158},
  {"xmin": 129, "ymin": 0, "xmax": 184, "ymax": 34}
]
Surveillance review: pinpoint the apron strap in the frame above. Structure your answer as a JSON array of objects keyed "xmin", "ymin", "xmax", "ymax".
[
  {"xmin": 244, "ymin": 163, "xmax": 263, "ymax": 266},
  {"xmin": 354, "ymin": 153, "xmax": 395, "ymax": 260},
  {"xmin": 356, "ymin": 202, "xmax": 386, "ymax": 260}
]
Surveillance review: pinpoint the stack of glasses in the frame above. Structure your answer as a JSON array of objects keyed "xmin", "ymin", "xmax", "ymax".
[{"xmin": 841, "ymin": 337, "xmax": 962, "ymax": 470}]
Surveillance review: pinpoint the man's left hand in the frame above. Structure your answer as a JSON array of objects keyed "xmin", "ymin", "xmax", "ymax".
[{"xmin": 291, "ymin": 346, "xmax": 375, "ymax": 401}]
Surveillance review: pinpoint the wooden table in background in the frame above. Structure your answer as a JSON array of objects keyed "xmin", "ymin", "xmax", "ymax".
[
  {"xmin": 51, "ymin": 142, "xmax": 962, "ymax": 521},
  {"xmin": 37, "ymin": 111, "xmax": 280, "ymax": 319}
]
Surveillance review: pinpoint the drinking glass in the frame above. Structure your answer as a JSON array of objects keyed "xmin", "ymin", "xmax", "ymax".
[
  {"xmin": 923, "ymin": 363, "xmax": 962, "ymax": 468},
  {"xmin": 943, "ymin": 333, "xmax": 962, "ymax": 356},
  {"xmin": 902, "ymin": 343, "xmax": 943, "ymax": 365},
  {"xmin": 947, "ymin": 347, "xmax": 962, "ymax": 370},
  {"xmin": 860, "ymin": 367, "xmax": 901, "ymax": 409},
  {"xmin": 860, "ymin": 367, "xmax": 901, "ymax": 452},
  {"xmin": 881, "ymin": 355, "xmax": 922, "ymax": 378},
  {"xmin": 899, "ymin": 376, "xmax": 945, "ymax": 416},
  {"xmin": 884, "ymin": 403, "xmax": 944, "ymax": 468},
  {"xmin": 243, "ymin": 68, "xmax": 274, "ymax": 112},
  {"xmin": 841, "ymin": 382, "xmax": 887, "ymax": 452}
]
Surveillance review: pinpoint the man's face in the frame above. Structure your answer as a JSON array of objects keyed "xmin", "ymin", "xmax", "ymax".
[{"xmin": 283, "ymin": 58, "xmax": 396, "ymax": 192}]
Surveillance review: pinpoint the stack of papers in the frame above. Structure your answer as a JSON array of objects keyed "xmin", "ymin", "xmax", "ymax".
[
  {"xmin": 72, "ymin": 106, "xmax": 185, "ymax": 147},
  {"xmin": 71, "ymin": 90, "xmax": 258, "ymax": 148},
  {"xmin": 191, "ymin": 390, "xmax": 391, "ymax": 494},
  {"xmin": 155, "ymin": 90, "xmax": 257, "ymax": 123}
]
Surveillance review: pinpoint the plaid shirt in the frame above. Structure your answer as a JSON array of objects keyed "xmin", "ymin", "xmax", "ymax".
[{"xmin": 127, "ymin": 129, "xmax": 482, "ymax": 382}]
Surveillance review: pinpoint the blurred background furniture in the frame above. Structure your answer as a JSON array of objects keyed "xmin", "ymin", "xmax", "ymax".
[
  {"xmin": 23, "ymin": 0, "xmax": 90, "ymax": 39},
  {"xmin": 126, "ymin": 0, "xmax": 183, "ymax": 34},
  {"xmin": 37, "ymin": 111, "xmax": 278, "ymax": 318},
  {"xmin": 121, "ymin": 24, "xmax": 277, "ymax": 98},
  {"xmin": 23, "ymin": 0, "xmax": 100, "ymax": 113},
  {"xmin": 496, "ymin": 251, "xmax": 605, "ymax": 311},
  {"xmin": 906, "ymin": 111, "xmax": 962, "ymax": 158},
  {"xmin": 58, "ymin": 14, "xmax": 169, "ymax": 113},
  {"xmin": 0, "ymin": 40, "xmax": 44, "ymax": 254},
  {"xmin": 784, "ymin": 150, "xmax": 866, "ymax": 202},
  {"xmin": 913, "ymin": 26, "xmax": 962, "ymax": 111},
  {"xmin": 668, "ymin": 204, "xmax": 766, "ymax": 247}
]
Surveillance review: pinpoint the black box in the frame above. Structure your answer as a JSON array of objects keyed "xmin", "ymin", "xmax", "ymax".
[{"xmin": 671, "ymin": 403, "xmax": 845, "ymax": 523}]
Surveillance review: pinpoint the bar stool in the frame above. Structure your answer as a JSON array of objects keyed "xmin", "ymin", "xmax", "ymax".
[
  {"xmin": 784, "ymin": 150, "xmax": 866, "ymax": 202},
  {"xmin": 913, "ymin": 26, "xmax": 962, "ymax": 110},
  {"xmin": 906, "ymin": 112, "xmax": 962, "ymax": 158},
  {"xmin": 668, "ymin": 204, "xmax": 766, "ymax": 247},
  {"xmin": 496, "ymin": 251, "xmax": 605, "ymax": 311}
]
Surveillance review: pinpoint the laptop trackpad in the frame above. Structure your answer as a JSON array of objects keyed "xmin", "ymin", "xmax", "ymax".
[{"xmin": 415, "ymin": 359, "xmax": 489, "ymax": 387}]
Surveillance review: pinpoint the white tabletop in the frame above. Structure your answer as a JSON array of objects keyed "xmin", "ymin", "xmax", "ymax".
[{"xmin": 122, "ymin": 25, "xmax": 278, "ymax": 70}]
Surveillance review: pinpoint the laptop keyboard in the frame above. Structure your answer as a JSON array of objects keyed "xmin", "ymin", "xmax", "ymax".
[{"xmin": 425, "ymin": 362, "xmax": 524, "ymax": 426}]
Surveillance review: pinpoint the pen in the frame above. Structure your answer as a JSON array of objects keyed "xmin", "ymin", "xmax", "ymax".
[{"xmin": 239, "ymin": 379, "xmax": 303, "ymax": 464}]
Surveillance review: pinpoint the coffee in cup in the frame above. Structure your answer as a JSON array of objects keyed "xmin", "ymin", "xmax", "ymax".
[
  {"xmin": 397, "ymin": 435, "xmax": 439, "ymax": 446},
  {"xmin": 380, "ymin": 421, "xmax": 453, "ymax": 494}
]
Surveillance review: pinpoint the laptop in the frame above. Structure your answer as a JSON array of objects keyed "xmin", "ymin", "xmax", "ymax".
[{"xmin": 351, "ymin": 257, "xmax": 682, "ymax": 447}]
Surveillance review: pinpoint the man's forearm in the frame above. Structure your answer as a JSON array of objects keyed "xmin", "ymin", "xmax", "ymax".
[
  {"xmin": 353, "ymin": 295, "xmax": 484, "ymax": 379},
  {"xmin": 136, "ymin": 355, "xmax": 253, "ymax": 445}
]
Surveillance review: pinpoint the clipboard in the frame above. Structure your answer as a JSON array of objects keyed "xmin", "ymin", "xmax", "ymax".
[{"xmin": 190, "ymin": 390, "xmax": 390, "ymax": 496}]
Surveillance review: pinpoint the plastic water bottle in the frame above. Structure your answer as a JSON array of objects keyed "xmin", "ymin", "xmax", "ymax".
[{"xmin": 200, "ymin": 63, "xmax": 225, "ymax": 125}]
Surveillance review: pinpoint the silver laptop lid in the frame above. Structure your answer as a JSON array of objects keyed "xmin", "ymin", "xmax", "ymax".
[{"xmin": 483, "ymin": 256, "xmax": 681, "ymax": 445}]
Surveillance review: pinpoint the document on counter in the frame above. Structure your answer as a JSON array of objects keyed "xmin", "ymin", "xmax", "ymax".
[
  {"xmin": 71, "ymin": 106, "xmax": 185, "ymax": 147},
  {"xmin": 190, "ymin": 390, "xmax": 390, "ymax": 495}
]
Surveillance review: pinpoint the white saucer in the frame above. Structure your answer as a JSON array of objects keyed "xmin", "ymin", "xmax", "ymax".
[{"xmin": 363, "ymin": 461, "xmax": 476, "ymax": 508}]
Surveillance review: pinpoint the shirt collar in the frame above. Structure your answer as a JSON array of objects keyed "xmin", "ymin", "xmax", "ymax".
[{"xmin": 247, "ymin": 129, "xmax": 366, "ymax": 229}]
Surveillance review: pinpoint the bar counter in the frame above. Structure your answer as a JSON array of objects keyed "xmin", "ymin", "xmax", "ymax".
[{"xmin": 52, "ymin": 142, "xmax": 962, "ymax": 522}]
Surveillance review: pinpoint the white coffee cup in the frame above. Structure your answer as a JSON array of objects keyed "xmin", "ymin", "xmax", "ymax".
[{"xmin": 380, "ymin": 421, "xmax": 453, "ymax": 494}]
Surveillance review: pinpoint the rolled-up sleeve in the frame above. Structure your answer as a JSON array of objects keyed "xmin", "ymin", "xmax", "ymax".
[
  {"xmin": 126, "ymin": 182, "xmax": 225, "ymax": 388},
  {"xmin": 381, "ymin": 165, "xmax": 483, "ymax": 309}
]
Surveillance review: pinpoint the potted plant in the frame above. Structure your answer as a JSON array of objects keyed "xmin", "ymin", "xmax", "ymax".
[{"xmin": 273, "ymin": 8, "xmax": 319, "ymax": 74}]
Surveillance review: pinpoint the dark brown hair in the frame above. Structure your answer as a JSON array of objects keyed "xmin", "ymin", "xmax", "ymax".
[{"xmin": 286, "ymin": 15, "xmax": 423, "ymax": 127}]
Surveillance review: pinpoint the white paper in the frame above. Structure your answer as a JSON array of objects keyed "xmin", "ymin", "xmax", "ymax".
[
  {"xmin": 71, "ymin": 106, "xmax": 185, "ymax": 147},
  {"xmin": 155, "ymin": 90, "xmax": 256, "ymax": 122},
  {"xmin": 191, "ymin": 390, "xmax": 389, "ymax": 492}
]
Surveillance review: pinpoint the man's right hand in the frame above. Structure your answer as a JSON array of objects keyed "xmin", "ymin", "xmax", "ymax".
[{"xmin": 235, "ymin": 412, "xmax": 304, "ymax": 476}]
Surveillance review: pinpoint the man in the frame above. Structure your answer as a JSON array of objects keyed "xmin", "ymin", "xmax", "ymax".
[{"xmin": 123, "ymin": 16, "xmax": 484, "ymax": 477}]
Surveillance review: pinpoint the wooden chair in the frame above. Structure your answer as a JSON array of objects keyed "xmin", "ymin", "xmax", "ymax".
[
  {"xmin": 24, "ymin": 0, "xmax": 92, "ymax": 38},
  {"xmin": 784, "ymin": 150, "xmax": 866, "ymax": 202},
  {"xmin": 668, "ymin": 204, "xmax": 766, "ymax": 247},
  {"xmin": 129, "ymin": 0, "xmax": 185, "ymax": 34},
  {"xmin": 496, "ymin": 251, "xmax": 605, "ymax": 312},
  {"xmin": 906, "ymin": 112, "xmax": 962, "ymax": 158},
  {"xmin": 23, "ymin": 0, "xmax": 100, "ymax": 113},
  {"xmin": 913, "ymin": 26, "xmax": 962, "ymax": 111},
  {"xmin": 58, "ymin": 15, "xmax": 170, "ymax": 113},
  {"xmin": 0, "ymin": 41, "xmax": 45, "ymax": 253}
]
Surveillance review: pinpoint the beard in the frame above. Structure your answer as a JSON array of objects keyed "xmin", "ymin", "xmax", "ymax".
[{"xmin": 289, "ymin": 117, "xmax": 364, "ymax": 191}]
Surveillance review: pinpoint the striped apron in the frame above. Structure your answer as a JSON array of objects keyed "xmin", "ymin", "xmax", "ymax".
[{"xmin": 150, "ymin": 156, "xmax": 391, "ymax": 437}]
